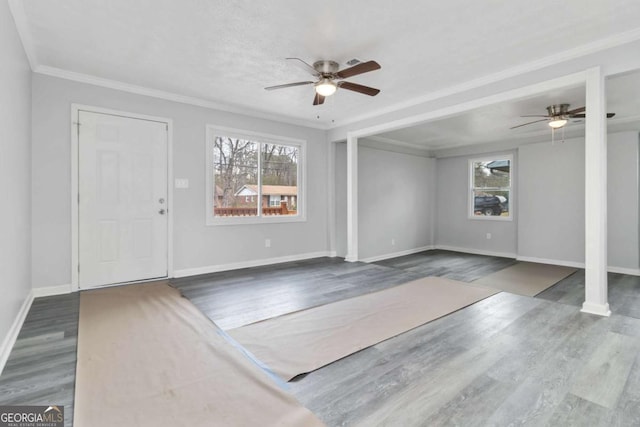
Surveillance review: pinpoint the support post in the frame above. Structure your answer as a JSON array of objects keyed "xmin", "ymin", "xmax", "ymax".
[
  {"xmin": 346, "ymin": 134, "xmax": 358, "ymax": 262},
  {"xmin": 581, "ymin": 67, "xmax": 611, "ymax": 317}
]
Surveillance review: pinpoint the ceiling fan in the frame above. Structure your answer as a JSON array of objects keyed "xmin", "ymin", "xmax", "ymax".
[
  {"xmin": 265, "ymin": 58, "xmax": 381, "ymax": 105},
  {"xmin": 511, "ymin": 104, "xmax": 615, "ymax": 129}
]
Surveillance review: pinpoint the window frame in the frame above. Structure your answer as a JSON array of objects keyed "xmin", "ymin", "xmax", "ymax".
[
  {"xmin": 205, "ymin": 125, "xmax": 306, "ymax": 226},
  {"xmin": 468, "ymin": 154, "xmax": 514, "ymax": 221}
]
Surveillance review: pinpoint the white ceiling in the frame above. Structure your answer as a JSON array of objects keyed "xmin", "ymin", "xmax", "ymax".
[
  {"xmin": 13, "ymin": 0, "xmax": 640, "ymax": 129},
  {"xmin": 374, "ymin": 70, "xmax": 640, "ymax": 152}
]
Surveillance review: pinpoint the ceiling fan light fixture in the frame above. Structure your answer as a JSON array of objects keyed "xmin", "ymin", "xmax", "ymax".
[
  {"xmin": 315, "ymin": 78, "xmax": 337, "ymax": 97},
  {"xmin": 548, "ymin": 118, "xmax": 568, "ymax": 129}
]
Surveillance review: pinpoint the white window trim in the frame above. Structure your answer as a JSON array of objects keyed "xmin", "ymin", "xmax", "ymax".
[
  {"xmin": 205, "ymin": 125, "xmax": 307, "ymax": 226},
  {"xmin": 468, "ymin": 154, "xmax": 514, "ymax": 221}
]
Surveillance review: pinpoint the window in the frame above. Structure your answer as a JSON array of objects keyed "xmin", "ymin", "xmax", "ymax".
[
  {"xmin": 206, "ymin": 126, "xmax": 305, "ymax": 225},
  {"xmin": 469, "ymin": 156, "xmax": 512, "ymax": 220}
]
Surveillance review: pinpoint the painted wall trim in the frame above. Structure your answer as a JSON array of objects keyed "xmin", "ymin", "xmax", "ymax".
[
  {"xmin": 360, "ymin": 246, "xmax": 435, "ymax": 263},
  {"xmin": 608, "ymin": 266, "xmax": 640, "ymax": 276},
  {"xmin": 36, "ymin": 66, "xmax": 326, "ymax": 131},
  {"xmin": 516, "ymin": 256, "xmax": 585, "ymax": 269},
  {"xmin": 518, "ymin": 256, "xmax": 640, "ymax": 276},
  {"xmin": 173, "ymin": 251, "xmax": 334, "ymax": 278},
  {"xmin": 581, "ymin": 301, "xmax": 611, "ymax": 317},
  {"xmin": 32, "ymin": 284, "xmax": 72, "ymax": 298},
  {"xmin": 435, "ymin": 245, "xmax": 516, "ymax": 259},
  {"xmin": 0, "ymin": 292, "xmax": 34, "ymax": 376}
]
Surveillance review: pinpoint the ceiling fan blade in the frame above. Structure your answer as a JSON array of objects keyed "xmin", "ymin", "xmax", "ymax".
[
  {"xmin": 313, "ymin": 93, "xmax": 325, "ymax": 105},
  {"xmin": 286, "ymin": 58, "xmax": 320, "ymax": 77},
  {"xmin": 265, "ymin": 81, "xmax": 314, "ymax": 91},
  {"xmin": 520, "ymin": 115, "xmax": 551, "ymax": 118},
  {"xmin": 510, "ymin": 118, "xmax": 549, "ymax": 129},
  {"xmin": 336, "ymin": 60, "xmax": 381, "ymax": 79},
  {"xmin": 566, "ymin": 106, "xmax": 586, "ymax": 115},
  {"xmin": 338, "ymin": 81, "xmax": 380, "ymax": 96},
  {"xmin": 568, "ymin": 113, "xmax": 616, "ymax": 118}
]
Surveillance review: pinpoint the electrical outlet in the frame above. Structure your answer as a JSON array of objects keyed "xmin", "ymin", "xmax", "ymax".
[
  {"xmin": 265, "ymin": 238, "xmax": 271, "ymax": 248},
  {"xmin": 486, "ymin": 233, "xmax": 492, "ymax": 240}
]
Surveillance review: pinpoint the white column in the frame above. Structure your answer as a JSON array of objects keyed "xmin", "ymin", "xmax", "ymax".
[
  {"xmin": 581, "ymin": 67, "xmax": 611, "ymax": 317},
  {"xmin": 346, "ymin": 133, "xmax": 358, "ymax": 262}
]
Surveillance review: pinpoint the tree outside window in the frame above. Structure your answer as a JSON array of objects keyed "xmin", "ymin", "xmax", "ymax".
[{"xmin": 209, "ymin": 130, "xmax": 301, "ymax": 221}]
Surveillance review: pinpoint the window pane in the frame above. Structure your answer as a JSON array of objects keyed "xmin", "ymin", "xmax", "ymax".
[
  {"xmin": 472, "ymin": 160, "xmax": 510, "ymax": 188},
  {"xmin": 473, "ymin": 190, "xmax": 509, "ymax": 216},
  {"xmin": 261, "ymin": 143, "xmax": 298, "ymax": 216},
  {"xmin": 471, "ymin": 158, "xmax": 511, "ymax": 218},
  {"xmin": 213, "ymin": 136, "xmax": 258, "ymax": 217}
]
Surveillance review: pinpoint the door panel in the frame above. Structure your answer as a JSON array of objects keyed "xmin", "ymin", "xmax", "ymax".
[{"xmin": 79, "ymin": 111, "xmax": 168, "ymax": 288}]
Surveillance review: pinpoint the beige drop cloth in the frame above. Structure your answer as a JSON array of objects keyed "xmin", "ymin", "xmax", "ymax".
[
  {"xmin": 229, "ymin": 277, "xmax": 500, "ymax": 381},
  {"xmin": 473, "ymin": 261, "xmax": 577, "ymax": 296},
  {"xmin": 74, "ymin": 281, "xmax": 324, "ymax": 427}
]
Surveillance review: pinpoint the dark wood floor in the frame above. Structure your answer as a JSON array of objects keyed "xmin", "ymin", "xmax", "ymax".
[{"xmin": 2, "ymin": 250, "xmax": 640, "ymax": 426}]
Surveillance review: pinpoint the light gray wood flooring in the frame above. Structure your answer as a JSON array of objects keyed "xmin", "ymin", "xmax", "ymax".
[{"xmin": 1, "ymin": 250, "xmax": 640, "ymax": 426}]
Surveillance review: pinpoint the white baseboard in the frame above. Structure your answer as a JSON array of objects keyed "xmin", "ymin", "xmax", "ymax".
[
  {"xmin": 360, "ymin": 245, "xmax": 435, "ymax": 263},
  {"xmin": 173, "ymin": 251, "xmax": 334, "ymax": 278},
  {"xmin": 32, "ymin": 284, "xmax": 72, "ymax": 298},
  {"xmin": 515, "ymin": 256, "xmax": 584, "ymax": 269},
  {"xmin": 607, "ymin": 266, "xmax": 640, "ymax": 276},
  {"xmin": 581, "ymin": 301, "xmax": 611, "ymax": 317},
  {"xmin": 0, "ymin": 291, "xmax": 34, "ymax": 375},
  {"xmin": 435, "ymin": 245, "xmax": 516, "ymax": 259},
  {"xmin": 516, "ymin": 256, "xmax": 640, "ymax": 276}
]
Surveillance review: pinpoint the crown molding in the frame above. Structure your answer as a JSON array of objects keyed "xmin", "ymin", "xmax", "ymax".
[
  {"xmin": 331, "ymin": 27, "xmax": 640, "ymax": 129},
  {"xmin": 34, "ymin": 66, "xmax": 329, "ymax": 130}
]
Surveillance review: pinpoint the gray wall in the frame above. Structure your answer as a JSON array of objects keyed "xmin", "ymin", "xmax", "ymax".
[
  {"xmin": 336, "ymin": 142, "xmax": 435, "ymax": 261},
  {"xmin": 435, "ymin": 132, "xmax": 639, "ymax": 270},
  {"xmin": 608, "ymin": 132, "xmax": 639, "ymax": 270},
  {"xmin": 0, "ymin": 3, "xmax": 32, "ymax": 349},
  {"xmin": 31, "ymin": 74, "xmax": 330, "ymax": 289},
  {"xmin": 518, "ymin": 131, "xmax": 638, "ymax": 269},
  {"xmin": 518, "ymin": 137, "xmax": 586, "ymax": 263},
  {"xmin": 435, "ymin": 151, "xmax": 517, "ymax": 256}
]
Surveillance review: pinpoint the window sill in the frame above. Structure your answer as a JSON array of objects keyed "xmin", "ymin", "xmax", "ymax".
[
  {"xmin": 468, "ymin": 215, "xmax": 513, "ymax": 222},
  {"xmin": 206, "ymin": 214, "xmax": 307, "ymax": 226}
]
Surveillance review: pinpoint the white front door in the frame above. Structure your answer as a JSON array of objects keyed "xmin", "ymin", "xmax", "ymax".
[{"xmin": 78, "ymin": 110, "xmax": 168, "ymax": 288}]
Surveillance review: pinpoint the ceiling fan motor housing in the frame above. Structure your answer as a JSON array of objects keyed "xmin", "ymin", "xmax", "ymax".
[
  {"xmin": 547, "ymin": 104, "xmax": 570, "ymax": 118},
  {"xmin": 313, "ymin": 60, "xmax": 340, "ymax": 75}
]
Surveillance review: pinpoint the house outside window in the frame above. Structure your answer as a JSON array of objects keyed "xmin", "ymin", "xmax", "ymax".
[
  {"xmin": 206, "ymin": 125, "xmax": 305, "ymax": 225},
  {"xmin": 469, "ymin": 155, "xmax": 512, "ymax": 220}
]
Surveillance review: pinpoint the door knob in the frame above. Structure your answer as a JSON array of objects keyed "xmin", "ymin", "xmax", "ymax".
[{"xmin": 159, "ymin": 209, "xmax": 166, "ymax": 215}]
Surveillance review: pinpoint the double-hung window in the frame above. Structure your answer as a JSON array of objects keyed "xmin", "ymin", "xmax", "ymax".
[
  {"xmin": 206, "ymin": 126, "xmax": 305, "ymax": 225},
  {"xmin": 469, "ymin": 155, "xmax": 512, "ymax": 220}
]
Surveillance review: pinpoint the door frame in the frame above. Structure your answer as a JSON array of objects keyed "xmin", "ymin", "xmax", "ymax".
[{"xmin": 71, "ymin": 104, "xmax": 174, "ymax": 291}]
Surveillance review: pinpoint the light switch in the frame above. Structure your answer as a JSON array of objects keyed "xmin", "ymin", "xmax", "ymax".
[{"xmin": 175, "ymin": 178, "xmax": 189, "ymax": 189}]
